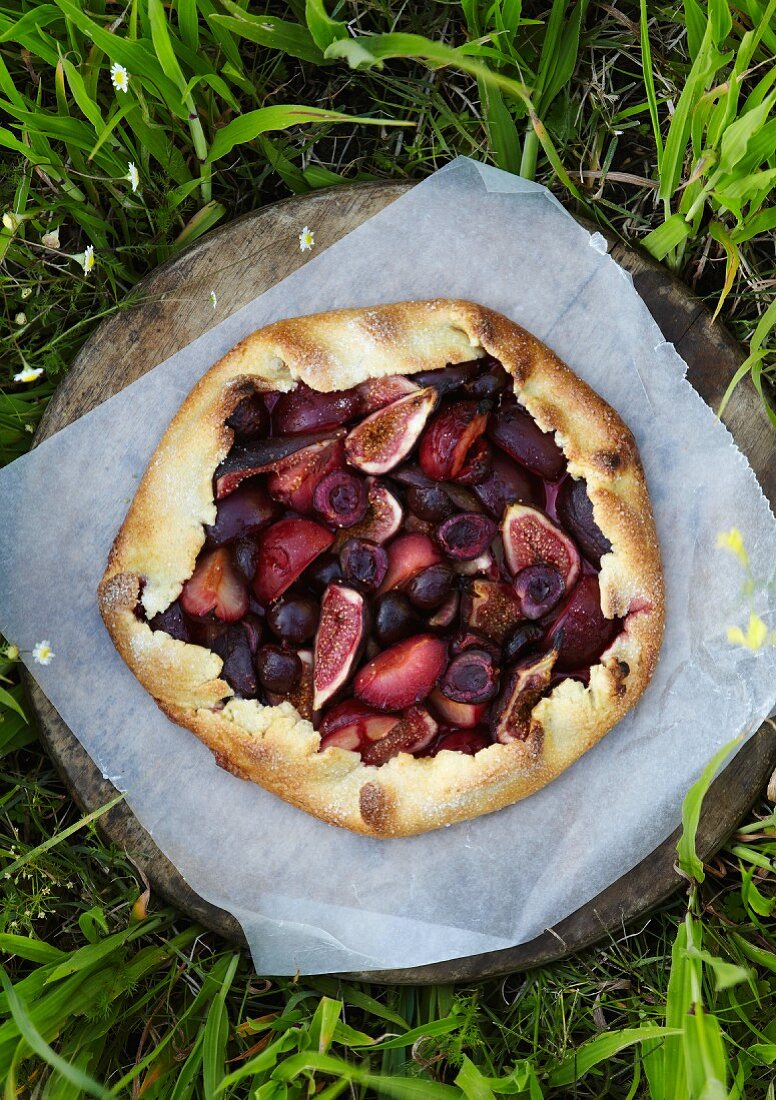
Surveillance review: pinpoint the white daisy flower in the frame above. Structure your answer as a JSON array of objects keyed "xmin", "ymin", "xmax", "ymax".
[
  {"xmin": 41, "ymin": 228, "xmax": 60, "ymax": 249},
  {"xmin": 2, "ymin": 211, "xmax": 21, "ymax": 232},
  {"xmin": 110, "ymin": 62, "xmax": 129, "ymax": 93},
  {"xmin": 82, "ymin": 244, "xmax": 95, "ymax": 275},
  {"xmin": 32, "ymin": 640, "xmax": 54, "ymax": 665},
  {"xmin": 298, "ymin": 226, "xmax": 315, "ymax": 252},
  {"xmin": 127, "ymin": 161, "xmax": 139, "ymax": 192},
  {"xmin": 14, "ymin": 366, "xmax": 44, "ymax": 383},
  {"xmin": 15, "ymin": 312, "xmax": 27, "ymax": 326},
  {"xmin": 21, "ymin": 287, "xmax": 32, "ymax": 299},
  {"xmin": 209, "ymin": 290, "xmax": 217, "ymax": 309}
]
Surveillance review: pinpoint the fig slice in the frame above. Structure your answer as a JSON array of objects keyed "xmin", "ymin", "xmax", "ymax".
[
  {"xmin": 335, "ymin": 480, "xmax": 404, "ymax": 547},
  {"xmin": 501, "ymin": 503, "xmax": 581, "ymax": 590},
  {"xmin": 378, "ymin": 532, "xmax": 442, "ymax": 594},
  {"xmin": 439, "ymin": 649, "xmax": 499, "ymax": 703},
  {"xmin": 355, "ymin": 375, "xmax": 419, "ymax": 415},
  {"xmin": 492, "ymin": 644, "xmax": 559, "ymax": 744},
  {"xmin": 253, "ymin": 518, "xmax": 334, "ymax": 605},
  {"xmin": 313, "ymin": 470, "xmax": 368, "ymax": 527},
  {"xmin": 215, "ymin": 431, "xmax": 344, "ymax": 498},
  {"xmin": 431, "ymin": 728, "xmax": 491, "ymax": 756},
  {"xmin": 361, "ymin": 706, "xmax": 438, "ymax": 764},
  {"xmin": 181, "ymin": 547, "xmax": 249, "ymax": 622},
  {"xmin": 205, "ymin": 484, "xmax": 276, "ymax": 546},
  {"xmin": 312, "ymin": 584, "xmax": 367, "ymax": 709},
  {"xmin": 488, "ymin": 401, "xmax": 566, "ymax": 480},
  {"xmin": 345, "ymin": 387, "xmax": 439, "ymax": 475},
  {"xmin": 428, "ymin": 687, "xmax": 487, "ymax": 729},
  {"xmin": 436, "ymin": 513, "xmax": 497, "ymax": 561},
  {"xmin": 272, "ymin": 381, "xmax": 361, "ymax": 435},
  {"xmin": 555, "ymin": 476, "xmax": 612, "ymax": 566},
  {"xmin": 545, "ymin": 574, "xmax": 620, "ymax": 671},
  {"xmin": 354, "ymin": 634, "xmax": 447, "ymax": 711},
  {"xmin": 267, "ymin": 437, "xmax": 346, "ymax": 514},
  {"xmin": 461, "ymin": 578, "xmax": 524, "ymax": 644},
  {"xmin": 418, "ymin": 401, "xmax": 489, "ymax": 481}
]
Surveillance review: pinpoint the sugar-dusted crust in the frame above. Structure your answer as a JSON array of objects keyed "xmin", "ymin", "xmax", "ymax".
[{"xmin": 99, "ymin": 300, "xmax": 664, "ymax": 837}]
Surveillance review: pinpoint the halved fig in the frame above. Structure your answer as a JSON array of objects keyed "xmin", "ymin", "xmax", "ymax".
[
  {"xmin": 255, "ymin": 645, "xmax": 302, "ymax": 695},
  {"xmin": 149, "ymin": 601, "xmax": 191, "ymax": 642},
  {"xmin": 502, "ymin": 622, "xmax": 544, "ymax": 663},
  {"xmin": 267, "ymin": 437, "xmax": 345, "ymax": 514},
  {"xmin": 428, "ymin": 590, "xmax": 460, "ymax": 629},
  {"xmin": 418, "ymin": 401, "xmax": 489, "ymax": 481},
  {"xmin": 472, "ymin": 451, "xmax": 543, "ymax": 516},
  {"xmin": 405, "ymin": 563, "xmax": 455, "ymax": 611},
  {"xmin": 205, "ymin": 484, "xmax": 275, "ymax": 546},
  {"xmin": 431, "ymin": 728, "xmax": 491, "ymax": 755},
  {"xmin": 215, "ymin": 431, "xmax": 343, "ymax": 498},
  {"xmin": 501, "ymin": 503, "xmax": 580, "ymax": 590},
  {"xmin": 339, "ymin": 539, "xmax": 389, "ymax": 592},
  {"xmin": 253, "ymin": 519, "xmax": 334, "ymax": 605},
  {"xmin": 512, "ymin": 564, "xmax": 565, "ymax": 620},
  {"xmin": 312, "ymin": 584, "xmax": 367, "ymax": 709},
  {"xmin": 313, "ymin": 470, "xmax": 368, "ymax": 527},
  {"xmin": 345, "ymin": 387, "xmax": 438, "ymax": 475},
  {"xmin": 428, "ymin": 688, "xmax": 487, "ymax": 729},
  {"xmin": 488, "ymin": 402, "xmax": 566, "ymax": 480},
  {"xmin": 336, "ymin": 480, "xmax": 404, "ymax": 546},
  {"xmin": 379, "ymin": 532, "xmax": 442, "ymax": 593},
  {"xmin": 356, "ymin": 375, "xmax": 419, "ymax": 415},
  {"xmin": 461, "ymin": 578, "xmax": 523, "ymax": 644},
  {"xmin": 361, "ymin": 706, "xmax": 438, "ymax": 764},
  {"xmin": 436, "ymin": 513, "xmax": 496, "ymax": 561},
  {"xmin": 227, "ymin": 393, "xmax": 270, "ymax": 440},
  {"xmin": 453, "ymin": 438, "xmax": 492, "ymax": 485},
  {"xmin": 273, "ymin": 382, "xmax": 361, "ymax": 435},
  {"xmin": 373, "ymin": 591, "xmax": 423, "ymax": 647},
  {"xmin": 546, "ymin": 574, "xmax": 620, "ymax": 671},
  {"xmin": 181, "ymin": 547, "xmax": 249, "ymax": 622},
  {"xmin": 220, "ymin": 623, "xmax": 258, "ymax": 697},
  {"xmin": 354, "ymin": 634, "xmax": 447, "ymax": 711},
  {"xmin": 492, "ymin": 645, "xmax": 559, "ymax": 744},
  {"xmin": 439, "ymin": 649, "xmax": 499, "ymax": 703},
  {"xmin": 412, "ymin": 359, "xmax": 482, "ymax": 397},
  {"xmin": 555, "ymin": 477, "xmax": 612, "ymax": 566}
]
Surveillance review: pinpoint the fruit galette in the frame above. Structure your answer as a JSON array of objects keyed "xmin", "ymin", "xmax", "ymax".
[{"xmin": 99, "ymin": 299, "xmax": 664, "ymax": 837}]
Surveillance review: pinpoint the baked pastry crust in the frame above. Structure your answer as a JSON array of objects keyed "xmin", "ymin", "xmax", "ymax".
[{"xmin": 99, "ymin": 299, "xmax": 664, "ymax": 837}]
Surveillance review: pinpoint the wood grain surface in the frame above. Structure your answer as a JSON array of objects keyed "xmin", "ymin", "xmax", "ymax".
[{"xmin": 26, "ymin": 181, "xmax": 776, "ymax": 984}]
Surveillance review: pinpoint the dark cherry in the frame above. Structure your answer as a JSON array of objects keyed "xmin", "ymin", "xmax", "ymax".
[
  {"xmin": 221, "ymin": 624, "xmax": 258, "ymax": 697},
  {"xmin": 373, "ymin": 591, "xmax": 423, "ymax": 647},
  {"xmin": 488, "ymin": 402, "xmax": 566, "ymax": 480},
  {"xmin": 406, "ymin": 484, "xmax": 456, "ymax": 523},
  {"xmin": 472, "ymin": 451, "xmax": 543, "ymax": 516},
  {"xmin": 464, "ymin": 360, "xmax": 512, "ymax": 399},
  {"xmin": 255, "ymin": 645, "xmax": 302, "ymax": 694},
  {"xmin": 411, "ymin": 358, "xmax": 481, "ymax": 397},
  {"xmin": 555, "ymin": 476, "xmax": 612, "ymax": 566},
  {"xmin": 314, "ymin": 470, "xmax": 368, "ymax": 528},
  {"xmin": 439, "ymin": 649, "xmax": 499, "ymax": 704},
  {"xmin": 266, "ymin": 594, "xmax": 320, "ymax": 644},
  {"xmin": 305, "ymin": 553, "xmax": 343, "ymax": 595},
  {"xmin": 436, "ymin": 513, "xmax": 496, "ymax": 561},
  {"xmin": 339, "ymin": 539, "xmax": 389, "ymax": 592},
  {"xmin": 272, "ymin": 381, "xmax": 361, "ymax": 434},
  {"xmin": 148, "ymin": 601, "xmax": 191, "ymax": 642},
  {"xmin": 431, "ymin": 729, "xmax": 491, "ymax": 756},
  {"xmin": 226, "ymin": 394, "xmax": 269, "ymax": 440},
  {"xmin": 241, "ymin": 614, "xmax": 263, "ymax": 652},
  {"xmin": 512, "ymin": 564, "xmax": 566, "ymax": 620},
  {"xmin": 405, "ymin": 563, "xmax": 455, "ymax": 611},
  {"xmin": 503, "ymin": 622, "xmax": 544, "ymax": 663},
  {"xmin": 205, "ymin": 484, "xmax": 275, "ymax": 546},
  {"xmin": 233, "ymin": 537, "xmax": 259, "ymax": 582}
]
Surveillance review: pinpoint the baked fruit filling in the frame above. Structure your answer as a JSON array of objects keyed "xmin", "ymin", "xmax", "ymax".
[{"xmin": 146, "ymin": 356, "xmax": 623, "ymax": 763}]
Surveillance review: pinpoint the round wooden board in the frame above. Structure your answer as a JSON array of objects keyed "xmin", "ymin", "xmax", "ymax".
[{"xmin": 27, "ymin": 181, "xmax": 776, "ymax": 985}]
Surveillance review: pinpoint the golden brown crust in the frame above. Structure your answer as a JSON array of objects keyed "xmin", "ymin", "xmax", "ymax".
[{"xmin": 98, "ymin": 299, "xmax": 664, "ymax": 837}]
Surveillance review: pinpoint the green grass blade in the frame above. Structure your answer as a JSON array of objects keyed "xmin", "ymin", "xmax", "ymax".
[
  {"xmin": 677, "ymin": 737, "xmax": 742, "ymax": 882},
  {"xmin": 305, "ymin": 0, "xmax": 347, "ymax": 52},
  {"xmin": 639, "ymin": 0, "xmax": 663, "ymax": 171},
  {"xmin": 642, "ymin": 213, "xmax": 693, "ymax": 260},
  {"xmin": 548, "ymin": 1027, "xmax": 681, "ymax": 1087},
  {"xmin": 210, "ymin": 9, "xmax": 325, "ymax": 65}
]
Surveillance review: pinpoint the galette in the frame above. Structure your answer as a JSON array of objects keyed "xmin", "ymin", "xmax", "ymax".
[{"xmin": 99, "ymin": 299, "xmax": 664, "ymax": 837}]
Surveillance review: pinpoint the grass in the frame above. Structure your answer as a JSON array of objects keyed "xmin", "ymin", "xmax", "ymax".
[{"xmin": 1, "ymin": 0, "xmax": 775, "ymax": 1094}]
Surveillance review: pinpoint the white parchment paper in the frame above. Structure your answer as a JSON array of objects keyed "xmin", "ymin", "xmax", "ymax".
[{"xmin": 2, "ymin": 157, "xmax": 776, "ymax": 975}]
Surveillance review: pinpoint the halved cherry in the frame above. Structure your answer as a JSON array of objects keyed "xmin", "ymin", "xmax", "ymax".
[
  {"xmin": 512, "ymin": 564, "xmax": 565, "ymax": 619},
  {"xmin": 492, "ymin": 645, "xmax": 558, "ymax": 743},
  {"xmin": 461, "ymin": 578, "xmax": 524, "ymax": 644},
  {"xmin": 345, "ymin": 387, "xmax": 438, "ymax": 475},
  {"xmin": 431, "ymin": 728, "xmax": 491, "ymax": 755},
  {"xmin": 488, "ymin": 402, "xmax": 566, "ymax": 480},
  {"xmin": 502, "ymin": 503, "xmax": 580, "ymax": 590},
  {"xmin": 472, "ymin": 451, "xmax": 543, "ymax": 516},
  {"xmin": 205, "ymin": 484, "xmax": 275, "ymax": 546},
  {"xmin": 354, "ymin": 634, "xmax": 447, "ymax": 711},
  {"xmin": 436, "ymin": 513, "xmax": 496, "ymax": 561},
  {"xmin": 379, "ymin": 532, "xmax": 442, "ymax": 593},
  {"xmin": 215, "ymin": 431, "xmax": 343, "ymax": 498},
  {"xmin": 312, "ymin": 584, "xmax": 367, "ymax": 709},
  {"xmin": 273, "ymin": 381, "xmax": 361, "ymax": 434},
  {"xmin": 356, "ymin": 375, "xmax": 419, "ymax": 415},
  {"xmin": 181, "ymin": 547, "xmax": 249, "ymax": 622},
  {"xmin": 252, "ymin": 519, "xmax": 334, "ymax": 605},
  {"xmin": 339, "ymin": 539, "xmax": 389, "ymax": 592},
  {"xmin": 418, "ymin": 401, "xmax": 489, "ymax": 481},
  {"xmin": 336, "ymin": 480, "xmax": 404, "ymax": 547},
  {"xmin": 546, "ymin": 575, "xmax": 620, "ymax": 670},
  {"xmin": 439, "ymin": 649, "xmax": 499, "ymax": 703},
  {"xmin": 267, "ymin": 437, "xmax": 345, "ymax": 514},
  {"xmin": 428, "ymin": 687, "xmax": 486, "ymax": 729},
  {"xmin": 314, "ymin": 470, "xmax": 368, "ymax": 528},
  {"xmin": 361, "ymin": 706, "xmax": 438, "ymax": 764}
]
